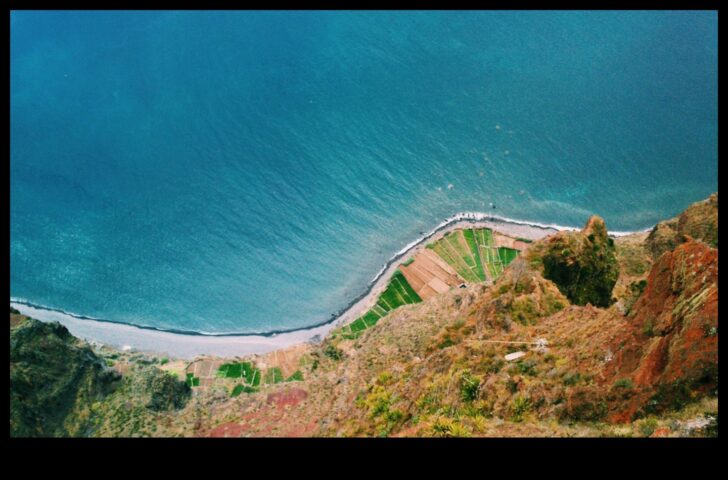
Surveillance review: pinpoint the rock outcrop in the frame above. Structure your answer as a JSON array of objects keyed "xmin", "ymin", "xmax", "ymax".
[
  {"xmin": 535, "ymin": 215, "xmax": 619, "ymax": 307},
  {"xmin": 646, "ymin": 193, "xmax": 718, "ymax": 259},
  {"xmin": 603, "ymin": 237, "xmax": 718, "ymax": 422},
  {"xmin": 10, "ymin": 316, "xmax": 121, "ymax": 437},
  {"xmin": 127, "ymin": 364, "xmax": 191, "ymax": 412}
]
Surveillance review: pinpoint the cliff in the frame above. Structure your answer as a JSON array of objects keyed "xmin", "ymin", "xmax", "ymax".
[
  {"xmin": 646, "ymin": 192, "xmax": 717, "ymax": 259},
  {"xmin": 10, "ymin": 312, "xmax": 191, "ymax": 437},
  {"xmin": 9, "ymin": 194, "xmax": 718, "ymax": 437},
  {"xmin": 529, "ymin": 215, "xmax": 619, "ymax": 308},
  {"xmin": 10, "ymin": 315, "xmax": 121, "ymax": 436}
]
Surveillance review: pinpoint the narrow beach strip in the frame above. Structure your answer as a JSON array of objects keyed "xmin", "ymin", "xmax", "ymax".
[{"xmin": 11, "ymin": 214, "xmax": 649, "ymax": 360}]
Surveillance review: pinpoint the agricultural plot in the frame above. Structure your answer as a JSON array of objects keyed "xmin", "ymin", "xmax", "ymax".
[
  {"xmin": 337, "ymin": 229, "xmax": 520, "ymax": 341},
  {"xmin": 399, "ymin": 248, "xmax": 462, "ymax": 299},
  {"xmin": 185, "ymin": 373, "xmax": 200, "ymax": 387},
  {"xmin": 222, "ymin": 362, "xmax": 305, "ymax": 397},
  {"xmin": 428, "ymin": 228, "xmax": 520, "ymax": 284},
  {"xmin": 339, "ymin": 270, "xmax": 422, "ymax": 339},
  {"xmin": 217, "ymin": 361, "xmax": 261, "ymax": 387},
  {"xmin": 264, "ymin": 367, "xmax": 284, "ymax": 385},
  {"xmin": 285, "ymin": 370, "xmax": 304, "ymax": 382}
]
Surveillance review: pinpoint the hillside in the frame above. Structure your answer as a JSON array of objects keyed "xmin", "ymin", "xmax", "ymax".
[{"xmin": 9, "ymin": 194, "xmax": 718, "ymax": 437}]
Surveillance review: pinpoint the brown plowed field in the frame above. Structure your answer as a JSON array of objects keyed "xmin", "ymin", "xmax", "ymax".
[{"xmin": 400, "ymin": 245, "xmax": 465, "ymax": 299}]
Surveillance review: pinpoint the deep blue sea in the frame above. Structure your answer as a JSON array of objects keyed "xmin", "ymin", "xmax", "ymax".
[{"xmin": 10, "ymin": 11, "xmax": 718, "ymax": 334}]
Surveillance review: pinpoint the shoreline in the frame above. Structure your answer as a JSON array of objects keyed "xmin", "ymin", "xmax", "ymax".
[{"xmin": 11, "ymin": 213, "xmax": 651, "ymax": 360}]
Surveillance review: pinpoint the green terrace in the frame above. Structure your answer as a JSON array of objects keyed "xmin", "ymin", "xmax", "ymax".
[
  {"xmin": 185, "ymin": 373, "xmax": 200, "ymax": 387},
  {"xmin": 337, "ymin": 228, "xmax": 521, "ymax": 339},
  {"xmin": 428, "ymin": 228, "xmax": 519, "ymax": 283},
  {"xmin": 220, "ymin": 361, "xmax": 305, "ymax": 397},
  {"xmin": 338, "ymin": 270, "xmax": 422, "ymax": 339}
]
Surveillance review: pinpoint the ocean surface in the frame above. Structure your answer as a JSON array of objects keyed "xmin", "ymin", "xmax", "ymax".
[{"xmin": 10, "ymin": 11, "xmax": 718, "ymax": 334}]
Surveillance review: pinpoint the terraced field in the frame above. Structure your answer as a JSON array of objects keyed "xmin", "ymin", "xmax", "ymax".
[
  {"xmin": 426, "ymin": 228, "xmax": 519, "ymax": 283},
  {"xmin": 339, "ymin": 227, "xmax": 521, "ymax": 339},
  {"xmin": 399, "ymin": 248, "xmax": 462, "ymax": 299},
  {"xmin": 339, "ymin": 270, "xmax": 422, "ymax": 339}
]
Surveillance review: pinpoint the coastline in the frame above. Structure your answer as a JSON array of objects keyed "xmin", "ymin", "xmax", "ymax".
[{"xmin": 10, "ymin": 213, "xmax": 650, "ymax": 360}]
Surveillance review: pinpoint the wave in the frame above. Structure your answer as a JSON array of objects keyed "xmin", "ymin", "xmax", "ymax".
[{"xmin": 11, "ymin": 212, "xmax": 653, "ymax": 339}]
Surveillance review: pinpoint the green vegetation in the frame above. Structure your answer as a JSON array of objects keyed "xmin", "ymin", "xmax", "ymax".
[
  {"xmin": 324, "ymin": 344, "xmax": 344, "ymax": 361},
  {"xmin": 625, "ymin": 279, "xmax": 648, "ymax": 314},
  {"xmin": 217, "ymin": 361, "xmax": 261, "ymax": 395},
  {"xmin": 264, "ymin": 367, "xmax": 284, "ymax": 385},
  {"xmin": 428, "ymin": 228, "xmax": 519, "ymax": 284},
  {"xmin": 231, "ymin": 384, "xmax": 258, "ymax": 397},
  {"xmin": 185, "ymin": 373, "xmax": 200, "ymax": 387},
  {"xmin": 638, "ymin": 418, "xmax": 659, "ymax": 436},
  {"xmin": 356, "ymin": 384, "xmax": 405, "ymax": 437},
  {"xmin": 402, "ymin": 257, "xmax": 414, "ymax": 266},
  {"xmin": 541, "ymin": 217, "xmax": 619, "ymax": 308},
  {"xmin": 614, "ymin": 378, "xmax": 634, "ymax": 390},
  {"xmin": 510, "ymin": 396, "xmax": 531, "ymax": 422},
  {"xmin": 217, "ymin": 361, "xmax": 260, "ymax": 384},
  {"xmin": 339, "ymin": 270, "xmax": 422, "ymax": 338},
  {"xmin": 285, "ymin": 370, "xmax": 304, "ymax": 382},
  {"xmin": 459, "ymin": 371, "xmax": 481, "ymax": 402}
]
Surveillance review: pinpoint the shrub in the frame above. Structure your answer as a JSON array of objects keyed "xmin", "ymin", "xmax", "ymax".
[
  {"xmin": 563, "ymin": 372, "xmax": 582, "ymax": 386},
  {"xmin": 377, "ymin": 371, "xmax": 393, "ymax": 385},
  {"xmin": 323, "ymin": 344, "xmax": 344, "ymax": 361},
  {"xmin": 437, "ymin": 336, "xmax": 455, "ymax": 349},
  {"xmin": 459, "ymin": 371, "xmax": 481, "ymax": 402},
  {"xmin": 510, "ymin": 396, "xmax": 531, "ymax": 422},
  {"xmin": 638, "ymin": 418, "xmax": 658, "ymax": 437},
  {"xmin": 643, "ymin": 319, "xmax": 655, "ymax": 337},
  {"xmin": 614, "ymin": 378, "xmax": 633, "ymax": 389},
  {"xmin": 515, "ymin": 360, "xmax": 537, "ymax": 376}
]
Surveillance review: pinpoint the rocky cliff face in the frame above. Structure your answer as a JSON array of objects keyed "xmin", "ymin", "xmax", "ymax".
[
  {"xmin": 9, "ymin": 194, "xmax": 718, "ymax": 437},
  {"xmin": 603, "ymin": 237, "xmax": 718, "ymax": 422},
  {"xmin": 646, "ymin": 193, "xmax": 718, "ymax": 259}
]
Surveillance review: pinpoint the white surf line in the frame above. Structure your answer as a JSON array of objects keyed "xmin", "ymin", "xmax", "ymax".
[{"xmin": 10, "ymin": 213, "xmax": 653, "ymax": 359}]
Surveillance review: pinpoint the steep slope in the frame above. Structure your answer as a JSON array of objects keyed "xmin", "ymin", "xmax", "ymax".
[
  {"xmin": 602, "ymin": 237, "xmax": 718, "ymax": 422},
  {"xmin": 10, "ymin": 311, "xmax": 193, "ymax": 437},
  {"xmin": 10, "ymin": 313, "xmax": 122, "ymax": 437},
  {"xmin": 190, "ymin": 199, "xmax": 716, "ymax": 437},
  {"xmin": 9, "ymin": 194, "xmax": 718, "ymax": 438},
  {"xmin": 646, "ymin": 193, "xmax": 718, "ymax": 259}
]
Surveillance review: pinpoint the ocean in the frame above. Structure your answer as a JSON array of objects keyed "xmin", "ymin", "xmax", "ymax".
[{"xmin": 10, "ymin": 11, "xmax": 718, "ymax": 334}]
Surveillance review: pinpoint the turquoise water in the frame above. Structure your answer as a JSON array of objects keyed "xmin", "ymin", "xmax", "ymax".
[{"xmin": 10, "ymin": 11, "xmax": 717, "ymax": 333}]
